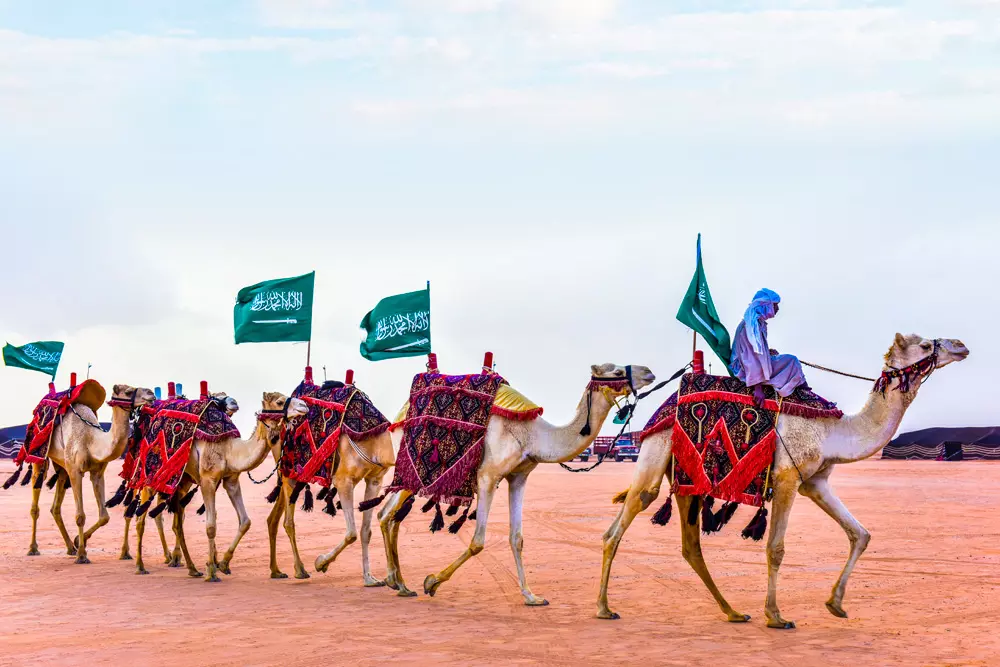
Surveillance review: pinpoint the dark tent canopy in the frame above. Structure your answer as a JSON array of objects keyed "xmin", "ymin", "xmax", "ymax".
[
  {"xmin": 883, "ymin": 427, "xmax": 1000, "ymax": 460},
  {"xmin": 1, "ymin": 422, "xmax": 111, "ymax": 459}
]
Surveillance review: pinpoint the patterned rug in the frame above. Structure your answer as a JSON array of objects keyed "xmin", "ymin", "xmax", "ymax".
[
  {"xmin": 387, "ymin": 372, "xmax": 506, "ymax": 507},
  {"xmin": 15, "ymin": 380, "xmax": 106, "ymax": 467},
  {"xmin": 390, "ymin": 383, "xmax": 543, "ymax": 430},
  {"xmin": 131, "ymin": 398, "xmax": 239, "ymax": 495},
  {"xmin": 118, "ymin": 401, "xmax": 162, "ymax": 484},
  {"xmin": 640, "ymin": 374, "xmax": 843, "ymax": 507}
]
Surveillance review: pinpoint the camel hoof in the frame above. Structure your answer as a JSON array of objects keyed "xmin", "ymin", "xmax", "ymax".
[
  {"xmin": 728, "ymin": 613, "xmax": 752, "ymax": 623},
  {"xmin": 766, "ymin": 620, "xmax": 796, "ymax": 630},
  {"xmin": 826, "ymin": 601, "xmax": 848, "ymax": 618},
  {"xmin": 205, "ymin": 575, "xmax": 221, "ymax": 583},
  {"xmin": 364, "ymin": 577, "xmax": 387, "ymax": 588},
  {"xmin": 271, "ymin": 571, "xmax": 289, "ymax": 580},
  {"xmin": 27, "ymin": 547, "xmax": 40, "ymax": 556},
  {"xmin": 218, "ymin": 562, "xmax": 232, "ymax": 575},
  {"xmin": 75, "ymin": 556, "xmax": 91, "ymax": 565},
  {"xmin": 423, "ymin": 574, "xmax": 442, "ymax": 597},
  {"xmin": 189, "ymin": 570, "xmax": 203, "ymax": 578},
  {"xmin": 315, "ymin": 557, "xmax": 330, "ymax": 574},
  {"xmin": 597, "ymin": 611, "xmax": 621, "ymax": 620},
  {"xmin": 66, "ymin": 547, "xmax": 77, "ymax": 556},
  {"xmin": 294, "ymin": 570, "xmax": 311, "ymax": 580},
  {"xmin": 168, "ymin": 558, "xmax": 182, "ymax": 568},
  {"xmin": 525, "ymin": 597, "xmax": 549, "ymax": 607},
  {"xmin": 137, "ymin": 568, "xmax": 150, "ymax": 575},
  {"xmin": 119, "ymin": 553, "xmax": 133, "ymax": 561},
  {"xmin": 397, "ymin": 588, "xmax": 418, "ymax": 598}
]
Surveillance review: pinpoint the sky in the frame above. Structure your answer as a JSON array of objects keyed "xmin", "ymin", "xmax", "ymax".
[{"xmin": 0, "ymin": 0, "xmax": 996, "ymax": 437}]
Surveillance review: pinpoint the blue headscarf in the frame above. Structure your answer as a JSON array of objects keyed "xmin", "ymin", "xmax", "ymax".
[{"xmin": 743, "ymin": 289, "xmax": 781, "ymax": 355}]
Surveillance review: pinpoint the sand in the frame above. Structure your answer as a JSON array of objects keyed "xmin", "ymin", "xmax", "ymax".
[{"xmin": 1, "ymin": 459, "xmax": 998, "ymax": 667}]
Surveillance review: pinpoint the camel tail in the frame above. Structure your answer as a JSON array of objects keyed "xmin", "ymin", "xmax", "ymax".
[{"xmin": 611, "ymin": 488, "xmax": 629, "ymax": 504}]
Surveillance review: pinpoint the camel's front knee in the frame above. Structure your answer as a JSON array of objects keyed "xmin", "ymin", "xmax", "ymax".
[
  {"xmin": 681, "ymin": 541, "xmax": 704, "ymax": 565},
  {"xmin": 239, "ymin": 518, "xmax": 252, "ymax": 535},
  {"xmin": 637, "ymin": 488, "xmax": 659, "ymax": 510},
  {"xmin": 510, "ymin": 532, "xmax": 523, "ymax": 552},
  {"xmin": 469, "ymin": 540, "xmax": 485, "ymax": 556},
  {"xmin": 767, "ymin": 542, "xmax": 785, "ymax": 568},
  {"xmin": 30, "ymin": 506, "xmax": 41, "ymax": 520},
  {"xmin": 206, "ymin": 525, "xmax": 217, "ymax": 540},
  {"xmin": 76, "ymin": 514, "xmax": 86, "ymax": 529},
  {"xmin": 852, "ymin": 526, "xmax": 871, "ymax": 552}
]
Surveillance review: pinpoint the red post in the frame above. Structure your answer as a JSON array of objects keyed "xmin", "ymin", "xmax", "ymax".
[
  {"xmin": 167, "ymin": 382, "xmax": 176, "ymax": 399},
  {"xmin": 70, "ymin": 372, "xmax": 77, "ymax": 387},
  {"xmin": 200, "ymin": 380, "xmax": 209, "ymax": 399},
  {"xmin": 48, "ymin": 382, "xmax": 56, "ymax": 395},
  {"xmin": 427, "ymin": 353, "xmax": 439, "ymax": 373},
  {"xmin": 692, "ymin": 350, "xmax": 705, "ymax": 375},
  {"xmin": 483, "ymin": 351, "xmax": 494, "ymax": 373},
  {"xmin": 304, "ymin": 366, "xmax": 314, "ymax": 384},
  {"xmin": 345, "ymin": 369, "xmax": 355, "ymax": 385}
]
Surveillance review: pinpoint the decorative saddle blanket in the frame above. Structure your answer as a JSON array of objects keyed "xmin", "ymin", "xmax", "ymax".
[
  {"xmin": 130, "ymin": 398, "xmax": 239, "ymax": 495},
  {"xmin": 387, "ymin": 372, "xmax": 506, "ymax": 507},
  {"xmin": 119, "ymin": 401, "xmax": 162, "ymax": 483},
  {"xmin": 15, "ymin": 380, "xmax": 106, "ymax": 467},
  {"xmin": 282, "ymin": 381, "xmax": 389, "ymax": 487},
  {"xmin": 640, "ymin": 374, "xmax": 843, "ymax": 507}
]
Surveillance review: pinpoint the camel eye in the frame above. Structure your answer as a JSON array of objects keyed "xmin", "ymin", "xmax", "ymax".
[
  {"xmin": 920, "ymin": 342, "xmax": 932, "ymax": 351},
  {"xmin": 615, "ymin": 369, "xmax": 625, "ymax": 377}
]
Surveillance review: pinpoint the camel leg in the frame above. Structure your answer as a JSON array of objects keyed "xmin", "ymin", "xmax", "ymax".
[
  {"xmin": 315, "ymin": 482, "xmax": 359, "ymax": 574},
  {"xmin": 378, "ymin": 490, "xmax": 416, "ymax": 597},
  {"xmin": 360, "ymin": 477, "xmax": 385, "ymax": 587},
  {"xmin": 764, "ymin": 475, "xmax": 800, "ymax": 629},
  {"xmin": 68, "ymin": 469, "xmax": 90, "ymax": 564},
  {"xmin": 171, "ymin": 503, "xmax": 202, "ymax": 577},
  {"xmin": 119, "ymin": 514, "xmax": 133, "ymax": 560},
  {"xmin": 281, "ymin": 479, "xmax": 310, "ymax": 579},
  {"xmin": 218, "ymin": 476, "xmax": 252, "ymax": 575},
  {"xmin": 266, "ymin": 482, "xmax": 289, "ymax": 579},
  {"xmin": 78, "ymin": 468, "xmax": 110, "ymax": 546},
  {"xmin": 50, "ymin": 473, "xmax": 76, "ymax": 555},
  {"xmin": 155, "ymin": 512, "xmax": 172, "ymax": 565},
  {"xmin": 201, "ymin": 480, "xmax": 222, "ymax": 582},
  {"xmin": 506, "ymin": 471, "xmax": 547, "ymax": 606},
  {"xmin": 676, "ymin": 495, "xmax": 751, "ymax": 623},
  {"xmin": 27, "ymin": 463, "xmax": 43, "ymax": 556},
  {"xmin": 423, "ymin": 476, "xmax": 498, "ymax": 597},
  {"xmin": 597, "ymin": 438, "xmax": 671, "ymax": 619},
  {"xmin": 135, "ymin": 488, "xmax": 151, "ymax": 574},
  {"xmin": 799, "ymin": 472, "xmax": 870, "ymax": 619}
]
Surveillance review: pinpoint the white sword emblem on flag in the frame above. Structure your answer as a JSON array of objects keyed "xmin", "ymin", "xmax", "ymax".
[{"xmin": 252, "ymin": 319, "xmax": 299, "ymax": 324}]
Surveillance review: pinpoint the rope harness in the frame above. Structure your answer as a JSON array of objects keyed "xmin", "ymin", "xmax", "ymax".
[{"xmin": 248, "ymin": 401, "xmax": 291, "ymax": 485}]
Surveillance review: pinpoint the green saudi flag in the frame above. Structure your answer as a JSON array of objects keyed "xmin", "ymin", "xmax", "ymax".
[
  {"xmin": 359, "ymin": 286, "xmax": 431, "ymax": 361},
  {"xmin": 234, "ymin": 271, "xmax": 315, "ymax": 344},
  {"xmin": 676, "ymin": 234, "xmax": 732, "ymax": 372},
  {"xmin": 3, "ymin": 340, "xmax": 65, "ymax": 379}
]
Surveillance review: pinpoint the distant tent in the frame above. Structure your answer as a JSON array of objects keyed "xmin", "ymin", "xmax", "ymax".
[
  {"xmin": 1, "ymin": 422, "xmax": 112, "ymax": 459},
  {"xmin": 883, "ymin": 427, "xmax": 1000, "ymax": 461}
]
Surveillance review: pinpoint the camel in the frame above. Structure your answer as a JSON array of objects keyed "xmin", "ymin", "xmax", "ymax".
[
  {"xmin": 25, "ymin": 384, "xmax": 157, "ymax": 563},
  {"xmin": 117, "ymin": 392, "xmax": 239, "ymax": 568},
  {"xmin": 597, "ymin": 334, "xmax": 969, "ymax": 629},
  {"xmin": 132, "ymin": 392, "xmax": 308, "ymax": 581},
  {"xmin": 377, "ymin": 362, "xmax": 656, "ymax": 603},
  {"xmin": 266, "ymin": 424, "xmax": 396, "ymax": 583}
]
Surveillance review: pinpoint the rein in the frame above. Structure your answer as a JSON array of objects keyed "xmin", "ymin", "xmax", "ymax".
[
  {"xmin": 248, "ymin": 406, "xmax": 290, "ymax": 485},
  {"xmin": 873, "ymin": 339, "xmax": 940, "ymax": 395},
  {"xmin": 559, "ymin": 363, "xmax": 688, "ymax": 474}
]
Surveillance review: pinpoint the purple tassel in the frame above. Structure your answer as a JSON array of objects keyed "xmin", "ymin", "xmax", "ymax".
[
  {"xmin": 357, "ymin": 493, "xmax": 386, "ymax": 512},
  {"xmin": 288, "ymin": 481, "xmax": 306, "ymax": 505},
  {"xmin": 393, "ymin": 494, "xmax": 415, "ymax": 522},
  {"xmin": 302, "ymin": 486, "xmax": 314, "ymax": 512},
  {"xmin": 701, "ymin": 496, "xmax": 720, "ymax": 534},
  {"xmin": 46, "ymin": 472, "xmax": 60, "ymax": 490},
  {"xmin": 322, "ymin": 494, "xmax": 337, "ymax": 516},
  {"xmin": 687, "ymin": 496, "xmax": 700, "ymax": 526},
  {"xmin": 148, "ymin": 501, "xmax": 169, "ymax": 519},
  {"xmin": 265, "ymin": 478, "xmax": 282, "ymax": 504},
  {"xmin": 741, "ymin": 506, "xmax": 769, "ymax": 541},
  {"xmin": 448, "ymin": 506, "xmax": 470, "ymax": 533},
  {"xmin": 316, "ymin": 486, "xmax": 329, "ymax": 501},
  {"xmin": 20, "ymin": 468, "xmax": 33, "ymax": 486},
  {"xmin": 714, "ymin": 501, "xmax": 739, "ymax": 529},
  {"xmin": 196, "ymin": 503, "xmax": 206, "ymax": 516},
  {"xmin": 421, "ymin": 498, "xmax": 436, "ymax": 513},
  {"xmin": 445, "ymin": 502, "xmax": 460, "ymax": 517},
  {"xmin": 650, "ymin": 496, "xmax": 672, "ymax": 526},
  {"xmin": 105, "ymin": 480, "xmax": 128, "ymax": 508},
  {"xmin": 429, "ymin": 503, "xmax": 445, "ymax": 533},
  {"xmin": 3, "ymin": 464, "xmax": 23, "ymax": 490},
  {"xmin": 179, "ymin": 487, "xmax": 198, "ymax": 508},
  {"xmin": 468, "ymin": 508, "xmax": 477, "ymax": 521}
]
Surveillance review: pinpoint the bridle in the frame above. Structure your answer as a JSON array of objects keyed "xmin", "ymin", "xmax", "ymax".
[
  {"xmin": 873, "ymin": 339, "xmax": 941, "ymax": 395},
  {"xmin": 249, "ymin": 399, "xmax": 294, "ymax": 486}
]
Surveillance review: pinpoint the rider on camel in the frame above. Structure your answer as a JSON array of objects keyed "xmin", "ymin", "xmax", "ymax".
[{"xmin": 730, "ymin": 289, "xmax": 808, "ymax": 407}]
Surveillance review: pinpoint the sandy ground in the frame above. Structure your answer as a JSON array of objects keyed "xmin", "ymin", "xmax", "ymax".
[{"xmin": 1, "ymin": 459, "xmax": 998, "ymax": 667}]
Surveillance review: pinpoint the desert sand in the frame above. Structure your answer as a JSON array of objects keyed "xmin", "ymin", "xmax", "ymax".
[{"xmin": 1, "ymin": 459, "xmax": 998, "ymax": 666}]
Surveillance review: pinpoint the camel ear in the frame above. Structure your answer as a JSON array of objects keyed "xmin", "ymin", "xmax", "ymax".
[
  {"xmin": 894, "ymin": 333, "xmax": 909, "ymax": 349},
  {"xmin": 591, "ymin": 363, "xmax": 615, "ymax": 377}
]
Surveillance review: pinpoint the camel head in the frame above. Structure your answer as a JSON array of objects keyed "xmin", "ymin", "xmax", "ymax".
[
  {"xmin": 886, "ymin": 334, "xmax": 970, "ymax": 371},
  {"xmin": 110, "ymin": 384, "xmax": 156, "ymax": 408},
  {"xmin": 261, "ymin": 391, "xmax": 309, "ymax": 420},
  {"xmin": 211, "ymin": 392, "xmax": 240, "ymax": 416},
  {"xmin": 590, "ymin": 363, "xmax": 656, "ymax": 397}
]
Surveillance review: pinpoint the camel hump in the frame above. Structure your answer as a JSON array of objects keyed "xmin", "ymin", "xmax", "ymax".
[{"xmin": 70, "ymin": 379, "xmax": 106, "ymax": 413}]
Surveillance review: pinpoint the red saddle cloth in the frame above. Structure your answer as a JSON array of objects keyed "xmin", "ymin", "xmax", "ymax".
[
  {"xmin": 16, "ymin": 380, "xmax": 106, "ymax": 466},
  {"xmin": 281, "ymin": 381, "xmax": 388, "ymax": 487},
  {"xmin": 130, "ymin": 398, "xmax": 240, "ymax": 495},
  {"xmin": 118, "ymin": 401, "xmax": 162, "ymax": 483},
  {"xmin": 387, "ymin": 372, "xmax": 506, "ymax": 507},
  {"xmin": 640, "ymin": 374, "xmax": 842, "ymax": 507}
]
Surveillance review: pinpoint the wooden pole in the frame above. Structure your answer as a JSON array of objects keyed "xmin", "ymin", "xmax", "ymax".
[{"xmin": 692, "ymin": 330, "xmax": 697, "ymax": 360}]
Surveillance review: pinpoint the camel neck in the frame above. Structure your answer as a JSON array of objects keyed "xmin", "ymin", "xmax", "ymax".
[
  {"xmin": 825, "ymin": 377, "xmax": 921, "ymax": 464},
  {"xmin": 90, "ymin": 406, "xmax": 131, "ymax": 463},
  {"xmin": 226, "ymin": 420, "xmax": 278, "ymax": 474},
  {"xmin": 525, "ymin": 387, "xmax": 616, "ymax": 463}
]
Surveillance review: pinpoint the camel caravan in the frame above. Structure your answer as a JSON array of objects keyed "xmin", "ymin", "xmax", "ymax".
[{"xmin": 2, "ymin": 279, "xmax": 970, "ymax": 630}]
